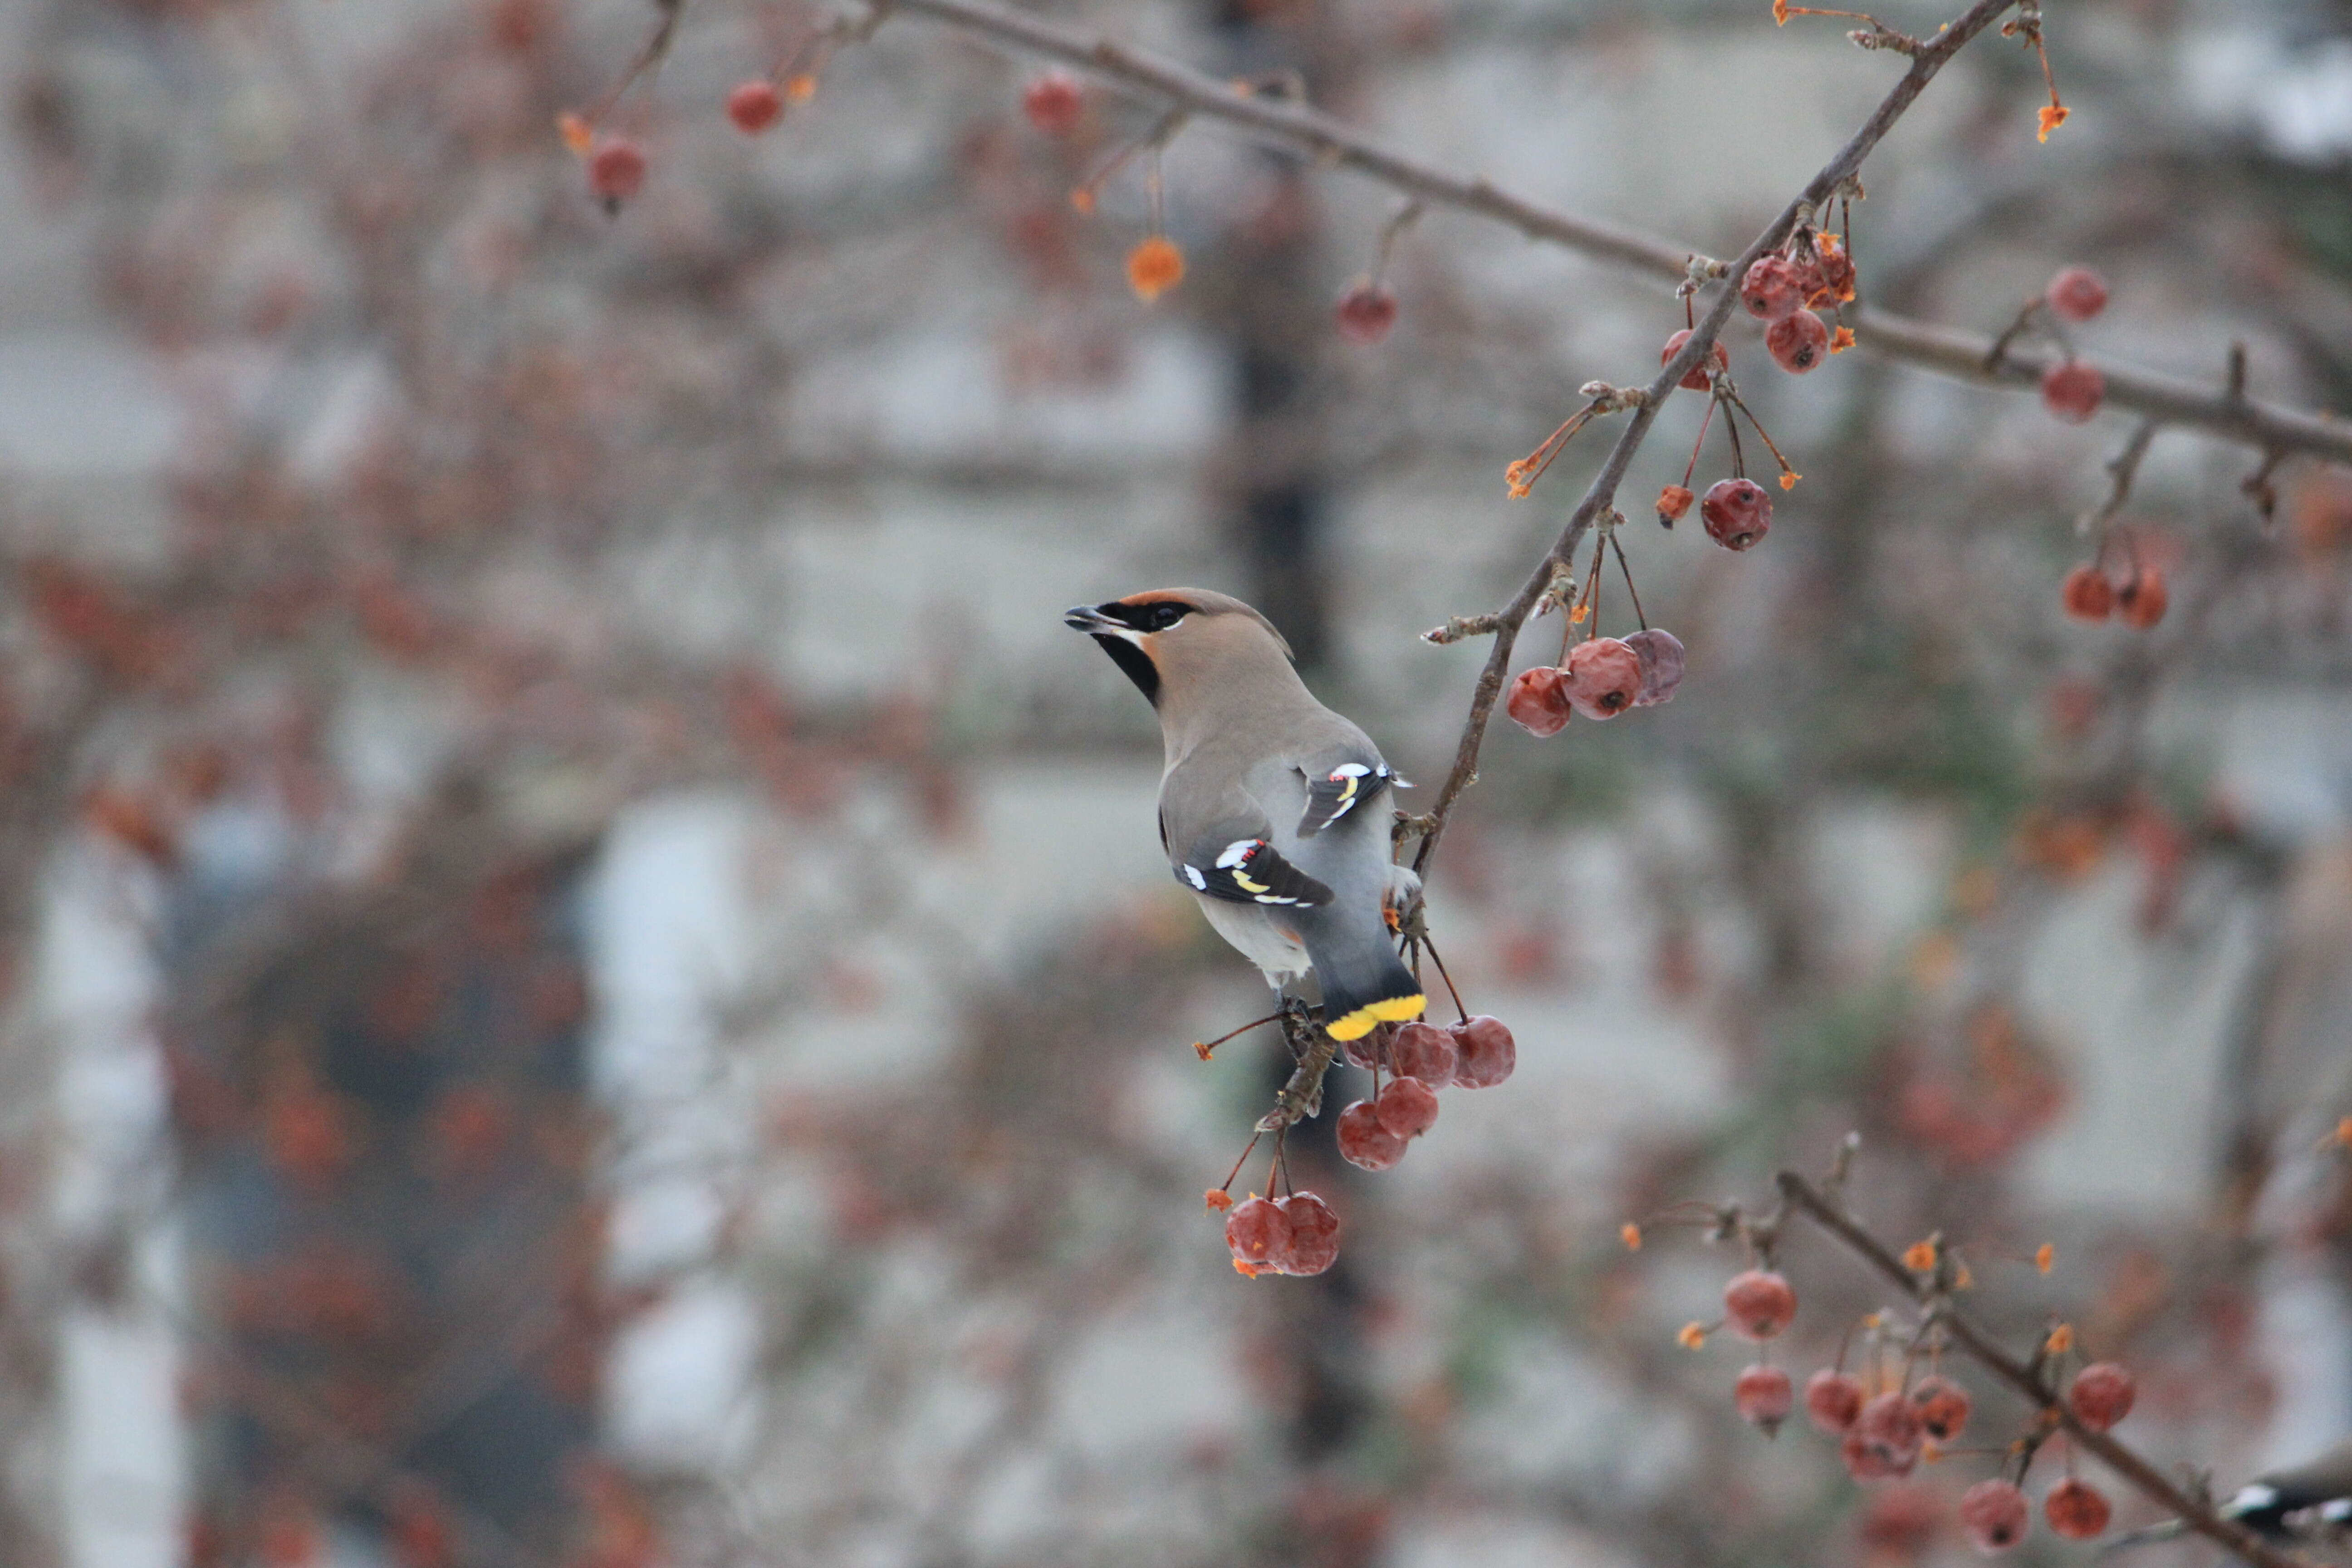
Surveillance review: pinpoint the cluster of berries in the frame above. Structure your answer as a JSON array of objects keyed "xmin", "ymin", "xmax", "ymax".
[
  {"xmin": 1707, "ymin": 1266, "xmax": 2136, "ymax": 1552},
  {"xmin": 1740, "ymin": 231, "xmax": 1856, "ymax": 376},
  {"xmin": 2061, "ymin": 558, "xmax": 2167, "ymax": 629},
  {"xmin": 1221, "ymin": 1191, "xmax": 1342, "ymax": 1278},
  {"xmin": 1333, "ymin": 1015, "xmax": 1516, "ymax": 1171},
  {"xmin": 2024, "ymin": 266, "xmax": 2112, "ymax": 423},
  {"xmin": 1507, "ymin": 628, "xmax": 1685, "ymax": 736}
]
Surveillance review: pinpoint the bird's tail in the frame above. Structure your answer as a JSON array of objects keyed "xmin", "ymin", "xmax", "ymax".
[
  {"xmin": 2100, "ymin": 1520, "xmax": 2192, "ymax": 1555},
  {"xmin": 1313, "ymin": 931, "xmax": 1425, "ymax": 1042}
]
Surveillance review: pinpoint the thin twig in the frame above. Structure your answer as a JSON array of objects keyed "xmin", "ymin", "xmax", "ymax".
[
  {"xmin": 1776, "ymin": 1171, "xmax": 2311, "ymax": 1568},
  {"xmin": 1406, "ymin": 0, "xmax": 2029, "ymax": 877},
  {"xmin": 887, "ymin": 0, "xmax": 2352, "ymax": 466}
]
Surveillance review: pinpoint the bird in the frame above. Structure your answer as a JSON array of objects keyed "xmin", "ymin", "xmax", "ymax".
[
  {"xmin": 2104, "ymin": 1440, "xmax": 2352, "ymax": 1553},
  {"xmin": 1065, "ymin": 588, "xmax": 1426, "ymax": 1041}
]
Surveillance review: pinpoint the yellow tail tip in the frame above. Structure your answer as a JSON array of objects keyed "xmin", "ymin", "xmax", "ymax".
[{"xmin": 1326, "ymin": 994, "xmax": 1426, "ymax": 1041}]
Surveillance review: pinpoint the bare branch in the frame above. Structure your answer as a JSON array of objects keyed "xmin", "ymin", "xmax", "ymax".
[
  {"xmin": 889, "ymin": 0, "xmax": 2352, "ymax": 467},
  {"xmin": 1776, "ymin": 1171, "xmax": 2312, "ymax": 1568}
]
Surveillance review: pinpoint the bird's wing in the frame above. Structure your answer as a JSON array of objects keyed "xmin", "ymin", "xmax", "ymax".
[
  {"xmin": 1166, "ymin": 817, "xmax": 1334, "ymax": 908},
  {"xmin": 1295, "ymin": 756, "xmax": 1401, "ymax": 837}
]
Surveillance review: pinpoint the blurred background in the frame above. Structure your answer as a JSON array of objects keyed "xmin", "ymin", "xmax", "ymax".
[{"xmin": 1, "ymin": 0, "xmax": 2350, "ymax": 1564}]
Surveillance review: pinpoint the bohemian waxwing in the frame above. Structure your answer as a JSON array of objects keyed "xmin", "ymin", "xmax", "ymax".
[
  {"xmin": 1066, "ymin": 588, "xmax": 1426, "ymax": 1041},
  {"xmin": 2104, "ymin": 1439, "xmax": 2352, "ymax": 1551}
]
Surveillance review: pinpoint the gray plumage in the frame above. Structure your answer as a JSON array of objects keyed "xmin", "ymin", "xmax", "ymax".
[{"xmin": 1065, "ymin": 588, "xmax": 1425, "ymax": 1039}]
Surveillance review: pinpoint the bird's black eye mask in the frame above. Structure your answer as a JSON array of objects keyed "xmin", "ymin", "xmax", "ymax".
[{"xmin": 1100, "ymin": 599, "xmax": 1193, "ymax": 632}]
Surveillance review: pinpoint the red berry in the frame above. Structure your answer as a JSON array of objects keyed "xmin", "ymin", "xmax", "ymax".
[
  {"xmin": 1806, "ymin": 1368, "xmax": 1865, "ymax": 1433},
  {"xmin": 2046, "ymin": 265, "xmax": 2109, "ymax": 323},
  {"xmin": 2117, "ymin": 564, "xmax": 2167, "ymax": 629},
  {"xmin": 1735, "ymin": 1363, "xmax": 1793, "ymax": 1436},
  {"xmin": 1661, "ymin": 328, "xmax": 1728, "ymax": 391},
  {"xmin": 1959, "ymin": 1479, "xmax": 2031, "ymax": 1554},
  {"xmin": 1861, "ymin": 1486, "xmax": 1940, "ymax": 1559},
  {"xmin": 1843, "ymin": 1391, "xmax": 1923, "ymax": 1480},
  {"xmin": 1625, "ymin": 628, "xmax": 1685, "ymax": 708},
  {"xmin": 1373, "ymin": 1076, "xmax": 1440, "ymax": 1139},
  {"xmin": 2041, "ymin": 359, "xmax": 2104, "ymax": 423},
  {"xmin": 2044, "ymin": 1478, "xmax": 2111, "ymax": 1540},
  {"xmin": 1275, "ymin": 1192, "xmax": 1341, "ymax": 1275},
  {"xmin": 1448, "ymin": 1015, "xmax": 1515, "ymax": 1088},
  {"xmin": 1722, "ymin": 1269, "xmax": 1796, "ymax": 1340},
  {"xmin": 1909, "ymin": 1374, "xmax": 1972, "ymax": 1441},
  {"xmin": 1225, "ymin": 1194, "xmax": 1292, "ymax": 1269},
  {"xmin": 1701, "ymin": 478, "xmax": 1773, "ymax": 551},
  {"xmin": 1657, "ymin": 484, "xmax": 1694, "ymax": 524},
  {"xmin": 2068, "ymin": 1362, "xmax": 2136, "ymax": 1432},
  {"xmin": 1741, "ymin": 255, "xmax": 1806, "ymax": 322},
  {"xmin": 588, "ymin": 136, "xmax": 647, "ymax": 205},
  {"xmin": 2061, "ymin": 564, "xmax": 2114, "ymax": 620},
  {"xmin": 1336, "ymin": 1099, "xmax": 1406, "ymax": 1170},
  {"xmin": 1335, "ymin": 282, "xmax": 1400, "ymax": 346},
  {"xmin": 1340, "ymin": 1022, "xmax": 1388, "ymax": 1071},
  {"xmin": 1505, "ymin": 666, "xmax": 1573, "ymax": 737},
  {"xmin": 1388, "ymin": 1021, "xmax": 1457, "ymax": 1085},
  {"xmin": 727, "ymin": 80, "xmax": 783, "ymax": 135},
  {"xmin": 1022, "ymin": 71, "xmax": 1085, "ymax": 136},
  {"xmin": 1767, "ymin": 308, "xmax": 1830, "ymax": 374},
  {"xmin": 1563, "ymin": 636, "xmax": 1644, "ymax": 720}
]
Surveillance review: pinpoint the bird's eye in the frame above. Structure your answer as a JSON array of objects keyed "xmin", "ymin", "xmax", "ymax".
[{"xmin": 1147, "ymin": 603, "xmax": 1186, "ymax": 630}]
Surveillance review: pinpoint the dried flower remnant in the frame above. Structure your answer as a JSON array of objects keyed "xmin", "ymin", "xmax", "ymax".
[{"xmin": 1127, "ymin": 235, "xmax": 1185, "ymax": 302}]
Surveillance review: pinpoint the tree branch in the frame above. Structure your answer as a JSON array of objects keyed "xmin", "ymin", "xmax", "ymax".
[
  {"xmin": 1407, "ymin": 0, "xmax": 2022, "ymax": 875},
  {"xmin": 1776, "ymin": 1171, "xmax": 2311, "ymax": 1568},
  {"xmin": 889, "ymin": 0, "xmax": 2352, "ymax": 467}
]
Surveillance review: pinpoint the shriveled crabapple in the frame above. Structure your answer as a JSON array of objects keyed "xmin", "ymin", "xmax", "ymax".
[
  {"xmin": 1275, "ymin": 1192, "xmax": 1341, "ymax": 1275},
  {"xmin": 1021, "ymin": 71, "xmax": 1086, "ymax": 136},
  {"xmin": 2041, "ymin": 359, "xmax": 2105, "ymax": 423},
  {"xmin": 1808, "ymin": 233, "xmax": 1856, "ymax": 305},
  {"xmin": 1336, "ymin": 1100, "xmax": 1406, "ymax": 1171},
  {"xmin": 1225, "ymin": 1195, "xmax": 1293, "ymax": 1271},
  {"xmin": 1625, "ymin": 628, "xmax": 1686, "ymax": 707},
  {"xmin": 1505, "ymin": 666, "xmax": 1573, "ymax": 737},
  {"xmin": 1805, "ymin": 1368, "xmax": 1866, "ymax": 1433},
  {"xmin": 588, "ymin": 136, "xmax": 648, "ymax": 206},
  {"xmin": 2046, "ymin": 265, "xmax": 2109, "ymax": 323},
  {"xmin": 1959, "ymin": 1479, "xmax": 2032, "ymax": 1554},
  {"xmin": 1373, "ymin": 1076, "xmax": 1441, "ymax": 1139},
  {"xmin": 1701, "ymin": 478, "xmax": 1772, "ymax": 551},
  {"xmin": 1767, "ymin": 309, "xmax": 1830, "ymax": 374},
  {"xmin": 1661, "ymin": 328, "xmax": 1728, "ymax": 391},
  {"xmin": 1741, "ymin": 255, "xmax": 1807, "ymax": 322},
  {"xmin": 1449, "ymin": 1015, "xmax": 1516, "ymax": 1088},
  {"xmin": 2116, "ymin": 564, "xmax": 2167, "ymax": 629},
  {"xmin": 1340, "ymin": 1022, "xmax": 1389, "ymax": 1072},
  {"xmin": 1722, "ymin": 1269, "xmax": 1797, "ymax": 1341},
  {"xmin": 2067, "ymin": 1362, "xmax": 2136, "ymax": 1431},
  {"xmin": 2060, "ymin": 564, "xmax": 2114, "ymax": 621},
  {"xmin": 1843, "ymin": 1391, "xmax": 1924, "ymax": 1479},
  {"xmin": 727, "ymin": 80, "xmax": 783, "ymax": 135},
  {"xmin": 1563, "ymin": 636, "xmax": 1644, "ymax": 720},
  {"xmin": 1657, "ymin": 484, "xmax": 1694, "ymax": 525},
  {"xmin": 1735, "ymin": 1364, "xmax": 1794, "ymax": 1436},
  {"xmin": 1335, "ymin": 281, "xmax": 1400, "ymax": 346},
  {"xmin": 2043, "ymin": 1478, "xmax": 2112, "ymax": 1540},
  {"xmin": 1388, "ymin": 1021, "xmax": 1458, "ymax": 1085},
  {"xmin": 1908, "ymin": 1374, "xmax": 1972, "ymax": 1441}
]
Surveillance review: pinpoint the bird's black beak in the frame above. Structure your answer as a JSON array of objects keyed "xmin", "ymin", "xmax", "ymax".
[{"xmin": 1064, "ymin": 604, "xmax": 1120, "ymax": 633}]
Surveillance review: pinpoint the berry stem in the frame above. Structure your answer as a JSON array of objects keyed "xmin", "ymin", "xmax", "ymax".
[
  {"xmin": 1194, "ymin": 1009, "xmax": 1289, "ymax": 1060},
  {"xmin": 1609, "ymin": 531, "xmax": 1648, "ymax": 632},
  {"xmin": 1419, "ymin": 930, "xmax": 1471, "ymax": 1023},
  {"xmin": 1217, "ymin": 1132, "xmax": 1264, "ymax": 1196}
]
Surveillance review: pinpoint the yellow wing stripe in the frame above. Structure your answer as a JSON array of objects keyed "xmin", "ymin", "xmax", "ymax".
[{"xmin": 1327, "ymin": 993, "xmax": 1427, "ymax": 1041}]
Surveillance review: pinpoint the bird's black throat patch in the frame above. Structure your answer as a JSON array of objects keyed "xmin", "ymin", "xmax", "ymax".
[{"xmin": 1092, "ymin": 633, "xmax": 1160, "ymax": 706}]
